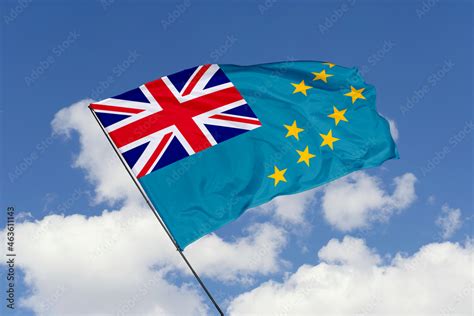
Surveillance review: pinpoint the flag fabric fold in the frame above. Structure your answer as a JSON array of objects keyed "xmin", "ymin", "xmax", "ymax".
[{"xmin": 89, "ymin": 61, "xmax": 398, "ymax": 249}]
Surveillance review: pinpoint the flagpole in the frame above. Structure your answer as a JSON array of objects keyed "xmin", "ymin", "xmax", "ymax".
[{"xmin": 88, "ymin": 107, "xmax": 224, "ymax": 316}]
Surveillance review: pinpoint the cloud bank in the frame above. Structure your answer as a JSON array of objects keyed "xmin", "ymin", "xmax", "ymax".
[
  {"xmin": 321, "ymin": 171, "xmax": 417, "ymax": 231},
  {"xmin": 0, "ymin": 99, "xmax": 292, "ymax": 315},
  {"xmin": 3, "ymin": 99, "xmax": 467, "ymax": 316},
  {"xmin": 228, "ymin": 236, "xmax": 473, "ymax": 315},
  {"xmin": 436, "ymin": 203, "xmax": 462, "ymax": 239}
]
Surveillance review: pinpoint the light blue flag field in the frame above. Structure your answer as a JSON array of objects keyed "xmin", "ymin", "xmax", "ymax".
[{"xmin": 89, "ymin": 61, "xmax": 398, "ymax": 249}]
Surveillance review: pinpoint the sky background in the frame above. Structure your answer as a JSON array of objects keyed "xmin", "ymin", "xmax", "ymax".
[{"xmin": 0, "ymin": 0, "xmax": 472, "ymax": 315}]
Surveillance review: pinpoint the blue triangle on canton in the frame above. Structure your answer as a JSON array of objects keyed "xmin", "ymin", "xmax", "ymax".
[
  {"xmin": 152, "ymin": 137, "xmax": 189, "ymax": 171},
  {"xmin": 222, "ymin": 104, "xmax": 257, "ymax": 118},
  {"xmin": 96, "ymin": 112, "xmax": 131, "ymax": 128},
  {"xmin": 167, "ymin": 66, "xmax": 199, "ymax": 93},
  {"xmin": 204, "ymin": 124, "xmax": 248, "ymax": 143},
  {"xmin": 122, "ymin": 142, "xmax": 149, "ymax": 169},
  {"xmin": 204, "ymin": 68, "xmax": 230, "ymax": 90},
  {"xmin": 112, "ymin": 87, "xmax": 149, "ymax": 103}
]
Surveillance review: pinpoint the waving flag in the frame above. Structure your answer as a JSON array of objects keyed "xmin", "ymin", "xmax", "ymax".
[
  {"xmin": 90, "ymin": 64, "xmax": 261, "ymax": 178},
  {"xmin": 90, "ymin": 61, "xmax": 398, "ymax": 249}
]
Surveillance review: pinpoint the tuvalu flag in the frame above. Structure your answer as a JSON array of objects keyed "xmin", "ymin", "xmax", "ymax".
[{"xmin": 89, "ymin": 61, "xmax": 398, "ymax": 249}]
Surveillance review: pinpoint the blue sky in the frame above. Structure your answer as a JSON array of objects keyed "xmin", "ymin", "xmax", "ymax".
[{"xmin": 1, "ymin": 1, "xmax": 472, "ymax": 315}]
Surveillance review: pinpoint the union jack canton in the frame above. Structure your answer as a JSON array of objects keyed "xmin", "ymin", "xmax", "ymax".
[{"xmin": 90, "ymin": 64, "xmax": 262, "ymax": 178}]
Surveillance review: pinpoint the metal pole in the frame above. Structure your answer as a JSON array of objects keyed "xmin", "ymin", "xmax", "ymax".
[{"xmin": 88, "ymin": 106, "xmax": 224, "ymax": 316}]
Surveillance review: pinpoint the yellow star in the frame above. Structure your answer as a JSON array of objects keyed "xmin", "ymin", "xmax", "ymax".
[
  {"xmin": 344, "ymin": 86, "xmax": 366, "ymax": 103},
  {"xmin": 284, "ymin": 120, "xmax": 304, "ymax": 140},
  {"xmin": 291, "ymin": 80, "xmax": 312, "ymax": 96},
  {"xmin": 323, "ymin": 62, "xmax": 336, "ymax": 68},
  {"xmin": 268, "ymin": 165, "xmax": 287, "ymax": 186},
  {"xmin": 296, "ymin": 146, "xmax": 316, "ymax": 166},
  {"xmin": 311, "ymin": 70, "xmax": 334, "ymax": 83},
  {"xmin": 328, "ymin": 106, "xmax": 348, "ymax": 126},
  {"xmin": 320, "ymin": 129, "xmax": 340, "ymax": 150}
]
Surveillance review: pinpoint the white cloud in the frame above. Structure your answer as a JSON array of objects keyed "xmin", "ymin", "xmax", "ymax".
[
  {"xmin": 318, "ymin": 236, "xmax": 381, "ymax": 268},
  {"xmin": 321, "ymin": 172, "xmax": 417, "ymax": 231},
  {"xmin": 387, "ymin": 118, "xmax": 399, "ymax": 141},
  {"xmin": 187, "ymin": 223, "xmax": 287, "ymax": 284},
  {"xmin": 11, "ymin": 99, "xmax": 454, "ymax": 315},
  {"xmin": 228, "ymin": 236, "xmax": 473, "ymax": 315},
  {"xmin": 1, "ymin": 203, "xmax": 208, "ymax": 316},
  {"xmin": 427, "ymin": 195, "xmax": 436, "ymax": 205},
  {"xmin": 0, "ymin": 202, "xmax": 289, "ymax": 314},
  {"xmin": 0, "ymin": 99, "xmax": 293, "ymax": 315},
  {"xmin": 51, "ymin": 99, "xmax": 288, "ymax": 277},
  {"xmin": 436, "ymin": 203, "xmax": 462, "ymax": 239},
  {"xmin": 257, "ymin": 189, "xmax": 318, "ymax": 225},
  {"xmin": 51, "ymin": 99, "xmax": 140, "ymax": 205}
]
